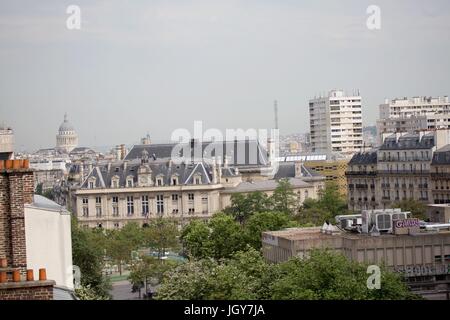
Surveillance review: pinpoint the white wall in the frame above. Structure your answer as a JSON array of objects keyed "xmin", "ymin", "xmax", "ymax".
[{"xmin": 25, "ymin": 205, "xmax": 73, "ymax": 290}]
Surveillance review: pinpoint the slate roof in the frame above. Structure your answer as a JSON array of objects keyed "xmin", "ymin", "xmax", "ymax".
[
  {"xmin": 348, "ymin": 150, "xmax": 378, "ymax": 165},
  {"xmin": 80, "ymin": 158, "xmax": 235, "ymax": 189},
  {"xmin": 431, "ymin": 144, "xmax": 450, "ymax": 165},
  {"xmin": 379, "ymin": 133, "xmax": 435, "ymax": 150},
  {"xmin": 124, "ymin": 140, "xmax": 269, "ymax": 167},
  {"xmin": 222, "ymin": 177, "xmax": 312, "ymax": 193}
]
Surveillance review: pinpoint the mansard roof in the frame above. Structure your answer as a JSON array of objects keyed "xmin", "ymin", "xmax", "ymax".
[
  {"xmin": 379, "ymin": 132, "xmax": 435, "ymax": 150},
  {"xmin": 431, "ymin": 144, "xmax": 450, "ymax": 165},
  {"xmin": 79, "ymin": 159, "xmax": 226, "ymax": 189},
  {"xmin": 348, "ymin": 149, "xmax": 378, "ymax": 165},
  {"xmin": 123, "ymin": 140, "xmax": 269, "ymax": 167}
]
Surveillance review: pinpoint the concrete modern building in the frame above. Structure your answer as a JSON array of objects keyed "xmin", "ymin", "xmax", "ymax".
[
  {"xmin": 376, "ymin": 116, "xmax": 428, "ymax": 146},
  {"xmin": 262, "ymin": 210, "xmax": 450, "ymax": 298},
  {"xmin": 0, "ymin": 125, "xmax": 14, "ymax": 160},
  {"xmin": 56, "ymin": 114, "xmax": 78, "ymax": 153},
  {"xmin": 309, "ymin": 90, "xmax": 363, "ymax": 155},
  {"xmin": 379, "ymin": 96, "xmax": 450, "ymax": 119},
  {"xmin": 377, "ymin": 96, "xmax": 450, "ymax": 146}
]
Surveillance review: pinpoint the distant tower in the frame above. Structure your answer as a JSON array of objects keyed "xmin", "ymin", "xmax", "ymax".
[
  {"xmin": 56, "ymin": 113, "xmax": 78, "ymax": 153},
  {"xmin": 141, "ymin": 133, "xmax": 151, "ymax": 145},
  {"xmin": 0, "ymin": 124, "xmax": 14, "ymax": 160},
  {"xmin": 274, "ymin": 100, "xmax": 279, "ymax": 130}
]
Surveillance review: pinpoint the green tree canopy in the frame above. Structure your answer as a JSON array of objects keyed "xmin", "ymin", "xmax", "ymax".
[
  {"xmin": 71, "ymin": 218, "xmax": 111, "ymax": 298},
  {"xmin": 391, "ymin": 199, "xmax": 427, "ymax": 220}
]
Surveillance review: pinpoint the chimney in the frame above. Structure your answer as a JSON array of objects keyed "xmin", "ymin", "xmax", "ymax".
[
  {"xmin": 0, "ymin": 159, "xmax": 33, "ymax": 274},
  {"xmin": 123, "ymin": 160, "xmax": 128, "ymax": 172}
]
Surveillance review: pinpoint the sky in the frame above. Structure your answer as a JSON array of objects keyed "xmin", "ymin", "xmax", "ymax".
[{"xmin": 0, "ymin": 0, "xmax": 449, "ymax": 152}]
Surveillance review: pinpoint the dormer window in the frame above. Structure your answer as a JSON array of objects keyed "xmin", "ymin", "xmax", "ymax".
[
  {"xmin": 193, "ymin": 174, "xmax": 202, "ymax": 185},
  {"xmin": 126, "ymin": 176, "xmax": 134, "ymax": 188},
  {"xmin": 88, "ymin": 177, "xmax": 96, "ymax": 189},
  {"xmin": 111, "ymin": 176, "xmax": 119, "ymax": 188},
  {"xmin": 171, "ymin": 175, "xmax": 179, "ymax": 186},
  {"xmin": 156, "ymin": 175, "xmax": 164, "ymax": 186}
]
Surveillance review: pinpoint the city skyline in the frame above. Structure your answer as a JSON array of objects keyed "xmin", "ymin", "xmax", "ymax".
[{"xmin": 1, "ymin": 0, "xmax": 450, "ymax": 151}]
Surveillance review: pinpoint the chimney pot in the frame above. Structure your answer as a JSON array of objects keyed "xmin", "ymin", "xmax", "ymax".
[
  {"xmin": 5, "ymin": 160, "xmax": 12, "ymax": 169},
  {"xmin": 0, "ymin": 272, "xmax": 7, "ymax": 283},
  {"xmin": 39, "ymin": 268, "xmax": 47, "ymax": 281},
  {"xmin": 12, "ymin": 270, "xmax": 21, "ymax": 282},
  {"xmin": 26, "ymin": 269, "xmax": 34, "ymax": 281}
]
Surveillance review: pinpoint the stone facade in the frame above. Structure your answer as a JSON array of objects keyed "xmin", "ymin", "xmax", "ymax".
[{"xmin": 346, "ymin": 130, "xmax": 450, "ymax": 211}]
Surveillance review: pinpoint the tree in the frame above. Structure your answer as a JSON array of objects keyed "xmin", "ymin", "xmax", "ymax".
[
  {"xmin": 208, "ymin": 213, "xmax": 246, "ymax": 259},
  {"xmin": 35, "ymin": 183, "xmax": 43, "ymax": 195},
  {"xmin": 391, "ymin": 199, "xmax": 427, "ymax": 220},
  {"xmin": 225, "ymin": 192, "xmax": 273, "ymax": 224},
  {"xmin": 244, "ymin": 212, "xmax": 292, "ymax": 249},
  {"xmin": 317, "ymin": 182, "xmax": 348, "ymax": 217},
  {"xmin": 156, "ymin": 248, "xmax": 419, "ymax": 300},
  {"xmin": 295, "ymin": 182, "xmax": 349, "ymax": 226},
  {"xmin": 180, "ymin": 220, "xmax": 213, "ymax": 259},
  {"xmin": 142, "ymin": 218, "xmax": 179, "ymax": 259},
  {"xmin": 181, "ymin": 213, "xmax": 245, "ymax": 260},
  {"xmin": 271, "ymin": 179, "xmax": 298, "ymax": 215},
  {"xmin": 128, "ymin": 256, "xmax": 179, "ymax": 299},
  {"xmin": 75, "ymin": 285, "xmax": 109, "ymax": 300},
  {"xmin": 106, "ymin": 222, "xmax": 143, "ymax": 275},
  {"xmin": 71, "ymin": 218, "xmax": 111, "ymax": 298},
  {"xmin": 156, "ymin": 247, "xmax": 274, "ymax": 300},
  {"xmin": 270, "ymin": 249, "xmax": 419, "ymax": 300}
]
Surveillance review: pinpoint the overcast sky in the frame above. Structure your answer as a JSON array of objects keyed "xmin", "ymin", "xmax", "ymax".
[{"xmin": 1, "ymin": 0, "xmax": 449, "ymax": 151}]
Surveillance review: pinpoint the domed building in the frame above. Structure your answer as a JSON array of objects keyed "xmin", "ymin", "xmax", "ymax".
[{"xmin": 56, "ymin": 113, "xmax": 78, "ymax": 153}]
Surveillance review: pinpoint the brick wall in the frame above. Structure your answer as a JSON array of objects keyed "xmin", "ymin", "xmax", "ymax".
[
  {"xmin": 0, "ymin": 281, "xmax": 55, "ymax": 300},
  {"xmin": 0, "ymin": 166, "xmax": 34, "ymax": 273}
]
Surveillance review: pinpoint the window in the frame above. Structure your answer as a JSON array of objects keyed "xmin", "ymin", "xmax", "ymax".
[
  {"xmin": 201, "ymin": 195, "xmax": 208, "ymax": 203},
  {"xmin": 114, "ymin": 222, "xmax": 119, "ymax": 229},
  {"xmin": 156, "ymin": 195, "xmax": 164, "ymax": 214},
  {"xmin": 127, "ymin": 196, "xmax": 134, "ymax": 215},
  {"xmin": 127, "ymin": 179, "xmax": 133, "ymax": 188},
  {"xmin": 157, "ymin": 178, "xmax": 163, "ymax": 186},
  {"xmin": 112, "ymin": 196, "xmax": 119, "ymax": 216},
  {"xmin": 188, "ymin": 208, "xmax": 195, "ymax": 213},
  {"xmin": 96, "ymin": 197, "xmax": 101, "ymax": 204},
  {"xmin": 89, "ymin": 181, "xmax": 94, "ymax": 189},
  {"xmin": 112, "ymin": 180, "xmax": 118, "ymax": 188},
  {"xmin": 172, "ymin": 194, "xmax": 178, "ymax": 201},
  {"xmin": 188, "ymin": 193, "xmax": 194, "ymax": 201},
  {"xmin": 195, "ymin": 177, "xmax": 201, "ymax": 184},
  {"xmin": 172, "ymin": 209, "xmax": 179, "ymax": 214},
  {"xmin": 96, "ymin": 206, "xmax": 102, "ymax": 217},
  {"xmin": 82, "ymin": 207, "xmax": 89, "ymax": 217},
  {"xmin": 142, "ymin": 195, "xmax": 149, "ymax": 216},
  {"xmin": 82, "ymin": 198, "xmax": 89, "ymax": 204}
]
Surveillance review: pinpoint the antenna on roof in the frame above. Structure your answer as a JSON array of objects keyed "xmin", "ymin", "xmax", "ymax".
[{"xmin": 274, "ymin": 100, "xmax": 279, "ymax": 130}]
